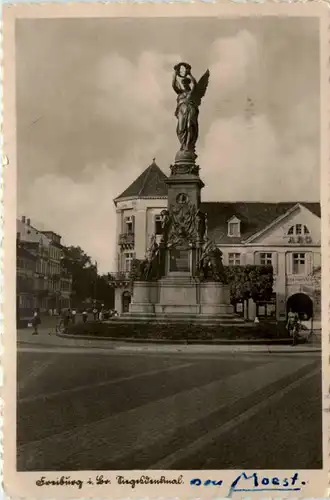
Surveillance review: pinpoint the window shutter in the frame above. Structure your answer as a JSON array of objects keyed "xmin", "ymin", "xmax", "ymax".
[
  {"xmin": 286, "ymin": 252, "xmax": 292, "ymax": 275},
  {"xmin": 132, "ymin": 215, "xmax": 135, "ymax": 233},
  {"xmin": 272, "ymin": 252, "xmax": 278, "ymax": 274},
  {"xmin": 314, "ymin": 252, "xmax": 321, "ymax": 268},
  {"xmin": 254, "ymin": 251, "xmax": 259, "ymax": 265},
  {"xmin": 306, "ymin": 252, "xmax": 313, "ymax": 274}
]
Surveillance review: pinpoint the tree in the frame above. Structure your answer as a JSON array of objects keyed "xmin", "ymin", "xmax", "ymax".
[
  {"xmin": 62, "ymin": 246, "xmax": 114, "ymax": 308},
  {"xmin": 95, "ymin": 274, "xmax": 114, "ymax": 308},
  {"xmin": 225, "ymin": 265, "xmax": 274, "ymax": 305},
  {"xmin": 62, "ymin": 246, "xmax": 96, "ymax": 306}
]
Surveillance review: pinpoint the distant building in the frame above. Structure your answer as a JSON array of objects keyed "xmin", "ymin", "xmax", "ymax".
[
  {"xmin": 41, "ymin": 231, "xmax": 72, "ymax": 311},
  {"xmin": 111, "ymin": 161, "xmax": 321, "ymax": 324},
  {"xmin": 16, "ymin": 217, "xmax": 72, "ymax": 317},
  {"xmin": 16, "ymin": 237, "xmax": 37, "ymax": 320}
]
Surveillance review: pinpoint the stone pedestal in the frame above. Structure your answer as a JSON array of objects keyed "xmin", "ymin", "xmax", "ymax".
[
  {"xmin": 129, "ymin": 281, "xmax": 158, "ymax": 314},
  {"xmin": 199, "ymin": 282, "xmax": 233, "ymax": 315},
  {"xmin": 155, "ymin": 274, "xmax": 200, "ymax": 314},
  {"xmin": 129, "ymin": 278, "xmax": 238, "ymax": 321}
]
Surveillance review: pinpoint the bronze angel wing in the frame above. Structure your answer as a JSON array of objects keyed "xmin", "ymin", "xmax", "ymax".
[{"xmin": 192, "ymin": 69, "xmax": 210, "ymax": 106}]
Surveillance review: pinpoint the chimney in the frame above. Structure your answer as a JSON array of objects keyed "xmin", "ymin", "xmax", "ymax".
[
  {"xmin": 22, "ymin": 216, "xmax": 26, "ymax": 223},
  {"xmin": 27, "ymin": 218, "xmax": 31, "ymax": 226}
]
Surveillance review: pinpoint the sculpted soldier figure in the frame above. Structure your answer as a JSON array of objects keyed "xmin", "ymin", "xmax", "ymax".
[
  {"xmin": 160, "ymin": 209, "xmax": 170, "ymax": 244},
  {"xmin": 198, "ymin": 238, "xmax": 226, "ymax": 282},
  {"xmin": 143, "ymin": 235, "xmax": 159, "ymax": 280},
  {"xmin": 196, "ymin": 209, "xmax": 206, "ymax": 242}
]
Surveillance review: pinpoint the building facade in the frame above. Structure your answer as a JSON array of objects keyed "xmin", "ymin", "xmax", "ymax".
[
  {"xmin": 16, "ymin": 217, "xmax": 72, "ymax": 318},
  {"xmin": 16, "ymin": 240, "xmax": 37, "ymax": 319},
  {"xmin": 111, "ymin": 162, "xmax": 321, "ymax": 324}
]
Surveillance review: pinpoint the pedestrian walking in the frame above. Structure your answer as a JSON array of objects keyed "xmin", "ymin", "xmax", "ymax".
[
  {"xmin": 93, "ymin": 307, "xmax": 98, "ymax": 321},
  {"xmin": 62, "ymin": 308, "xmax": 71, "ymax": 329},
  {"xmin": 99, "ymin": 309, "xmax": 104, "ymax": 321},
  {"xmin": 32, "ymin": 310, "xmax": 41, "ymax": 335},
  {"xmin": 71, "ymin": 308, "xmax": 77, "ymax": 324},
  {"xmin": 48, "ymin": 308, "xmax": 53, "ymax": 316},
  {"xmin": 82, "ymin": 310, "xmax": 88, "ymax": 323}
]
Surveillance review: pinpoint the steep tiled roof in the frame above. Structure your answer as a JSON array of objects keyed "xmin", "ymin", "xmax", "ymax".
[
  {"xmin": 200, "ymin": 202, "xmax": 321, "ymax": 244},
  {"xmin": 115, "ymin": 161, "xmax": 168, "ymax": 200}
]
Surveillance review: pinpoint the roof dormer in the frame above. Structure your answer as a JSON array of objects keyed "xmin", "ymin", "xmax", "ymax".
[{"xmin": 227, "ymin": 216, "xmax": 241, "ymax": 237}]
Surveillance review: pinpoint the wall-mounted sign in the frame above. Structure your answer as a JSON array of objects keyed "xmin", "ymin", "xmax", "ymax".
[
  {"xmin": 286, "ymin": 275, "xmax": 315, "ymax": 284},
  {"xmin": 287, "ymin": 235, "xmax": 312, "ymax": 244}
]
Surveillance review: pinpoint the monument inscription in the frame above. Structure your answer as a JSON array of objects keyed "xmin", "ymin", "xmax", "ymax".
[{"xmin": 169, "ymin": 248, "xmax": 190, "ymax": 273}]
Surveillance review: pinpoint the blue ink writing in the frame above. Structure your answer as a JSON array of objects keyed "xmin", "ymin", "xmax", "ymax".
[
  {"xmin": 228, "ymin": 472, "xmax": 306, "ymax": 497},
  {"xmin": 190, "ymin": 478, "xmax": 223, "ymax": 487}
]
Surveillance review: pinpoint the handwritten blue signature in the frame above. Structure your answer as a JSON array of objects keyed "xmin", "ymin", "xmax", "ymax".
[{"xmin": 190, "ymin": 472, "xmax": 306, "ymax": 497}]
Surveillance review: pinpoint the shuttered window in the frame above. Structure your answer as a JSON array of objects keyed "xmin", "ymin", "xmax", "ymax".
[{"xmin": 292, "ymin": 253, "xmax": 305, "ymax": 274}]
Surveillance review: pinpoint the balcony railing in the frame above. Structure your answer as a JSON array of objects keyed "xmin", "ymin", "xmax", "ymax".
[
  {"xmin": 109, "ymin": 272, "xmax": 131, "ymax": 280},
  {"xmin": 118, "ymin": 233, "xmax": 135, "ymax": 246},
  {"xmin": 108, "ymin": 272, "xmax": 131, "ymax": 287}
]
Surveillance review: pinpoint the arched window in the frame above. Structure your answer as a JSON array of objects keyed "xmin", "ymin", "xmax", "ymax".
[{"xmin": 288, "ymin": 224, "xmax": 310, "ymax": 236}]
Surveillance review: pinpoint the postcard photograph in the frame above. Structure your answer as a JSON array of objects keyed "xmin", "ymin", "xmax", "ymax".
[{"xmin": 3, "ymin": 3, "xmax": 329, "ymax": 498}]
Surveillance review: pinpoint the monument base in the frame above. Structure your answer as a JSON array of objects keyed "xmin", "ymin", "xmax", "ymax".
[
  {"xmin": 157, "ymin": 274, "xmax": 199, "ymax": 314},
  {"xmin": 199, "ymin": 282, "xmax": 233, "ymax": 315},
  {"xmin": 129, "ymin": 276, "xmax": 237, "ymax": 319},
  {"xmin": 129, "ymin": 281, "xmax": 158, "ymax": 314}
]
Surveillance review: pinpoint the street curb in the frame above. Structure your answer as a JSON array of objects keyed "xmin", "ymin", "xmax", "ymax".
[{"xmin": 56, "ymin": 332, "xmax": 320, "ymax": 348}]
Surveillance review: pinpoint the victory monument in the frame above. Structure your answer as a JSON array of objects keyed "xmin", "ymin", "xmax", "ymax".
[{"xmin": 130, "ymin": 63, "xmax": 235, "ymax": 319}]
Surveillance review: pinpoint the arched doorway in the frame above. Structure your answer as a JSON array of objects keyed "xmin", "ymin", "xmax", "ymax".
[
  {"xmin": 287, "ymin": 293, "xmax": 313, "ymax": 320},
  {"xmin": 122, "ymin": 291, "xmax": 131, "ymax": 313}
]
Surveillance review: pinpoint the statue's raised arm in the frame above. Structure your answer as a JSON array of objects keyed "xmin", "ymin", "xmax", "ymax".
[{"xmin": 172, "ymin": 70, "xmax": 181, "ymax": 95}]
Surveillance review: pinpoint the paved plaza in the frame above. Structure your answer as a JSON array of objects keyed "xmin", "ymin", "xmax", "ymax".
[{"xmin": 17, "ymin": 329, "xmax": 322, "ymax": 471}]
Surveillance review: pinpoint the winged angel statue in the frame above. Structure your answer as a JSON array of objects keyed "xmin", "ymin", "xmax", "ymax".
[{"xmin": 172, "ymin": 63, "xmax": 210, "ymax": 153}]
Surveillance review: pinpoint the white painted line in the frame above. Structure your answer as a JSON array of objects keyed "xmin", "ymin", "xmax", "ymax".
[{"xmin": 150, "ymin": 368, "xmax": 320, "ymax": 469}]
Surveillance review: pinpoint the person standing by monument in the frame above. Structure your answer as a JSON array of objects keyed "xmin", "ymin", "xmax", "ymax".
[{"xmin": 31, "ymin": 310, "xmax": 41, "ymax": 335}]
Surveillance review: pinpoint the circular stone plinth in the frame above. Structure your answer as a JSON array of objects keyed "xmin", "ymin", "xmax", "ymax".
[{"xmin": 175, "ymin": 149, "xmax": 197, "ymax": 164}]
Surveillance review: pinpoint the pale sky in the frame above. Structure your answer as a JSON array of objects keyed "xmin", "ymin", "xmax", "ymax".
[{"xmin": 16, "ymin": 16, "xmax": 320, "ymax": 272}]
